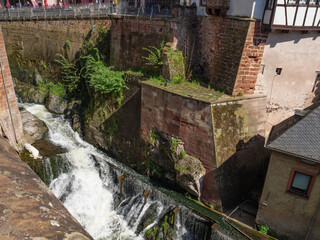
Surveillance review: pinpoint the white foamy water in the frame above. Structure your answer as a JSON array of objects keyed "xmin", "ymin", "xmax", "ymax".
[{"xmin": 24, "ymin": 104, "xmax": 143, "ymax": 240}]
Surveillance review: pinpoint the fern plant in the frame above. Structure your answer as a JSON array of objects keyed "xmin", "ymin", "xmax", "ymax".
[
  {"xmin": 81, "ymin": 51, "xmax": 127, "ymax": 95},
  {"xmin": 142, "ymin": 41, "xmax": 164, "ymax": 70},
  {"xmin": 55, "ymin": 54, "xmax": 80, "ymax": 93}
]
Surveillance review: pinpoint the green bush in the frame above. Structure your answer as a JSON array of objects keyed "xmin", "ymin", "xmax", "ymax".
[
  {"xmin": 55, "ymin": 54, "xmax": 80, "ymax": 93},
  {"xmin": 50, "ymin": 82, "xmax": 66, "ymax": 98},
  {"xmin": 142, "ymin": 42, "xmax": 164, "ymax": 70},
  {"xmin": 82, "ymin": 52, "xmax": 127, "ymax": 95},
  {"xmin": 258, "ymin": 224, "xmax": 269, "ymax": 235}
]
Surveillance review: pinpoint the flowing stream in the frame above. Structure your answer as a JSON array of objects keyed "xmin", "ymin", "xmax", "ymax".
[{"xmin": 22, "ymin": 103, "xmax": 234, "ymax": 240}]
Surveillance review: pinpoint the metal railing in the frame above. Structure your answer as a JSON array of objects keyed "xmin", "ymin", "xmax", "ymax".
[{"xmin": 0, "ymin": 2, "xmax": 173, "ymax": 21}]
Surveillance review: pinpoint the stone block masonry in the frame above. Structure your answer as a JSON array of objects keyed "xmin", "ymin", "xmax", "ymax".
[
  {"xmin": 0, "ymin": 28, "xmax": 22, "ymax": 144},
  {"xmin": 195, "ymin": 17, "xmax": 267, "ymax": 95},
  {"xmin": 141, "ymin": 82, "xmax": 267, "ymax": 209},
  {"xmin": 1, "ymin": 14, "xmax": 267, "ymax": 96}
]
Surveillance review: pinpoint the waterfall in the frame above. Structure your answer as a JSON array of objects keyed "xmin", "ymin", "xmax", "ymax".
[{"xmin": 22, "ymin": 103, "xmax": 234, "ymax": 240}]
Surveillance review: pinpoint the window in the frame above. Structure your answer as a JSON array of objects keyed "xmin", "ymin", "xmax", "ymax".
[
  {"xmin": 267, "ymin": 0, "xmax": 274, "ymax": 9},
  {"xmin": 200, "ymin": 0, "xmax": 206, "ymax": 6},
  {"xmin": 286, "ymin": 169, "xmax": 316, "ymax": 199},
  {"xmin": 287, "ymin": 0, "xmax": 297, "ymax": 4}
]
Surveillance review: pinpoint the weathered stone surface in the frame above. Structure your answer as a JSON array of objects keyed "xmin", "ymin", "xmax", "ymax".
[
  {"xmin": 0, "ymin": 136, "xmax": 92, "ymax": 240},
  {"xmin": 175, "ymin": 154, "xmax": 206, "ymax": 198},
  {"xmin": 147, "ymin": 130, "xmax": 205, "ymax": 199},
  {"xmin": 15, "ymin": 81, "xmax": 46, "ymax": 104},
  {"xmin": 20, "ymin": 109, "xmax": 48, "ymax": 144},
  {"xmin": 162, "ymin": 42, "xmax": 185, "ymax": 82},
  {"xmin": 45, "ymin": 92, "xmax": 67, "ymax": 115},
  {"xmin": 33, "ymin": 71, "xmax": 43, "ymax": 86},
  {"xmin": 65, "ymin": 100, "xmax": 82, "ymax": 135}
]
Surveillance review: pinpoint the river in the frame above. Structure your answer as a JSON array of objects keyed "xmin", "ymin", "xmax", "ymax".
[{"xmin": 21, "ymin": 103, "xmax": 234, "ymax": 240}]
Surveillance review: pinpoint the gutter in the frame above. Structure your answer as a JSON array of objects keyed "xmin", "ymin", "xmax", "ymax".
[{"xmin": 266, "ymin": 146, "xmax": 320, "ymax": 164}]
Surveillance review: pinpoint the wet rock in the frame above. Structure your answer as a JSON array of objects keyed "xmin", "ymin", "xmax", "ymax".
[
  {"xmin": 174, "ymin": 155, "xmax": 206, "ymax": 198},
  {"xmin": 136, "ymin": 202, "xmax": 158, "ymax": 234},
  {"xmin": 33, "ymin": 71, "xmax": 43, "ymax": 86},
  {"xmin": 15, "ymin": 81, "xmax": 46, "ymax": 104},
  {"xmin": 144, "ymin": 207, "xmax": 176, "ymax": 240},
  {"xmin": 20, "ymin": 109, "xmax": 48, "ymax": 144},
  {"xmin": 45, "ymin": 92, "xmax": 67, "ymax": 114},
  {"xmin": 65, "ymin": 100, "xmax": 82, "ymax": 134},
  {"xmin": 147, "ymin": 130, "xmax": 205, "ymax": 199}
]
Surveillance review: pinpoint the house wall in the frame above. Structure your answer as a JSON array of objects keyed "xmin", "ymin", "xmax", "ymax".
[
  {"xmin": 228, "ymin": 0, "xmax": 266, "ymax": 19},
  {"xmin": 255, "ymin": 31, "xmax": 320, "ymax": 133},
  {"xmin": 0, "ymin": 29, "xmax": 23, "ymax": 143},
  {"xmin": 256, "ymin": 151, "xmax": 320, "ymax": 240}
]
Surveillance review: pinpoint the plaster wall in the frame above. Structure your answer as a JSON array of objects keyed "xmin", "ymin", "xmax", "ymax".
[
  {"xmin": 255, "ymin": 32, "xmax": 320, "ymax": 132},
  {"xmin": 256, "ymin": 151, "xmax": 320, "ymax": 240},
  {"xmin": 228, "ymin": 0, "xmax": 266, "ymax": 20}
]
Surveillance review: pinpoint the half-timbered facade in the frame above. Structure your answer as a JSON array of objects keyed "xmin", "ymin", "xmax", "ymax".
[{"xmin": 263, "ymin": 0, "xmax": 320, "ymax": 30}]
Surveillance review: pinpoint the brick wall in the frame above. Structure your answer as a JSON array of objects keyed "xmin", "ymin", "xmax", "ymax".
[
  {"xmin": 141, "ymin": 83, "xmax": 267, "ymax": 209},
  {"xmin": 195, "ymin": 17, "xmax": 268, "ymax": 95},
  {"xmin": 0, "ymin": 29, "xmax": 23, "ymax": 143},
  {"xmin": 233, "ymin": 21, "xmax": 268, "ymax": 95},
  {"xmin": 206, "ymin": 0, "xmax": 230, "ymax": 9}
]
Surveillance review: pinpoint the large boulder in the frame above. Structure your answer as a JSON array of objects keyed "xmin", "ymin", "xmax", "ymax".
[
  {"xmin": 45, "ymin": 92, "xmax": 67, "ymax": 114},
  {"xmin": 33, "ymin": 71, "xmax": 43, "ymax": 86},
  {"xmin": 174, "ymin": 155, "xmax": 206, "ymax": 198},
  {"xmin": 20, "ymin": 109, "xmax": 48, "ymax": 144},
  {"xmin": 147, "ymin": 130, "xmax": 206, "ymax": 199}
]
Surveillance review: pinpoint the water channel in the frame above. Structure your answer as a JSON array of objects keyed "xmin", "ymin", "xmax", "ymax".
[{"xmin": 21, "ymin": 103, "xmax": 234, "ymax": 240}]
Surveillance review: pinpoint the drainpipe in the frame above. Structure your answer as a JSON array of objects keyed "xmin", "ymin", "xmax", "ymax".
[
  {"xmin": 305, "ymin": 200, "xmax": 320, "ymax": 240},
  {"xmin": 0, "ymin": 57, "xmax": 17, "ymax": 143},
  {"xmin": 251, "ymin": 1, "xmax": 256, "ymax": 19}
]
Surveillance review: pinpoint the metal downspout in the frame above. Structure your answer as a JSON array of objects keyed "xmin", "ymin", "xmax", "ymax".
[
  {"xmin": 0, "ymin": 57, "xmax": 17, "ymax": 143},
  {"xmin": 305, "ymin": 201, "xmax": 320, "ymax": 240}
]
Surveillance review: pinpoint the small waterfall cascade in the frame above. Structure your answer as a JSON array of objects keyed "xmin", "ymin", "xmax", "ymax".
[{"xmin": 22, "ymin": 103, "xmax": 234, "ymax": 240}]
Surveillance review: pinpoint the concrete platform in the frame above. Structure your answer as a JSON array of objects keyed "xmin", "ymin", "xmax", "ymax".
[{"xmin": 0, "ymin": 136, "xmax": 93, "ymax": 240}]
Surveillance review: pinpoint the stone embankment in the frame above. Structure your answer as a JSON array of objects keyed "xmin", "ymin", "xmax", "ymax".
[{"xmin": 0, "ymin": 135, "xmax": 92, "ymax": 240}]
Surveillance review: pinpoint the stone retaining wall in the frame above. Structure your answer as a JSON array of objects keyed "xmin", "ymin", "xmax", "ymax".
[{"xmin": 141, "ymin": 82, "xmax": 267, "ymax": 209}]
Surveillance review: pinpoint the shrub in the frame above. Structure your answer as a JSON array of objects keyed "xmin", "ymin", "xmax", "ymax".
[
  {"xmin": 142, "ymin": 41, "xmax": 164, "ymax": 70},
  {"xmin": 55, "ymin": 54, "xmax": 80, "ymax": 93},
  {"xmin": 258, "ymin": 224, "xmax": 269, "ymax": 235},
  {"xmin": 82, "ymin": 52, "xmax": 127, "ymax": 95}
]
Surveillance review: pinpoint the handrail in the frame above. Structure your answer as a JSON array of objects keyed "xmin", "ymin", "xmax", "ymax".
[{"xmin": 0, "ymin": 3, "xmax": 172, "ymax": 21}]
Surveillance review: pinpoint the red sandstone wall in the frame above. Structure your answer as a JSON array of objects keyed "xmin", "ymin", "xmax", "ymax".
[
  {"xmin": 141, "ymin": 83, "xmax": 215, "ymax": 171},
  {"xmin": 140, "ymin": 83, "xmax": 222, "ymax": 208},
  {"xmin": 141, "ymin": 83, "xmax": 267, "ymax": 209},
  {"xmin": 110, "ymin": 17, "xmax": 175, "ymax": 70},
  {"xmin": 195, "ymin": 17, "xmax": 267, "ymax": 95},
  {"xmin": 0, "ymin": 29, "xmax": 23, "ymax": 143},
  {"xmin": 233, "ymin": 21, "xmax": 268, "ymax": 95}
]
